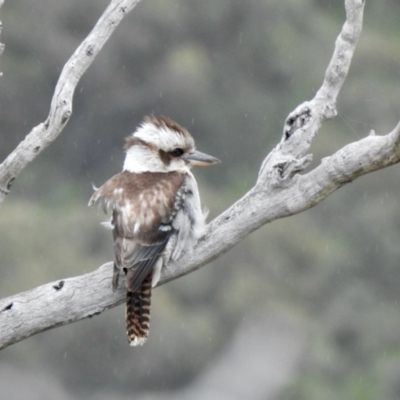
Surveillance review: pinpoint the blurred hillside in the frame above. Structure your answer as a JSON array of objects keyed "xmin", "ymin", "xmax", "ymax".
[{"xmin": 1, "ymin": 0, "xmax": 400, "ymax": 399}]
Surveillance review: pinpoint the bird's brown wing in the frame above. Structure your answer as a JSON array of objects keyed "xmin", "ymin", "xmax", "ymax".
[
  {"xmin": 112, "ymin": 212, "xmax": 172, "ymax": 292},
  {"xmin": 89, "ymin": 170, "xmax": 186, "ymax": 291}
]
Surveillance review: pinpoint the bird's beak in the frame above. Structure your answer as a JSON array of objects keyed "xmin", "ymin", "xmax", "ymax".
[{"xmin": 181, "ymin": 150, "xmax": 221, "ymax": 167}]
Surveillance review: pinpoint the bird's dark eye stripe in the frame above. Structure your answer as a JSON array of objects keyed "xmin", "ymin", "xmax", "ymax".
[{"xmin": 170, "ymin": 148, "xmax": 184, "ymax": 157}]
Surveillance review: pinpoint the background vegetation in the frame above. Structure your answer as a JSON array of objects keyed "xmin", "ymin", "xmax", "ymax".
[{"xmin": 1, "ymin": 0, "xmax": 400, "ymax": 398}]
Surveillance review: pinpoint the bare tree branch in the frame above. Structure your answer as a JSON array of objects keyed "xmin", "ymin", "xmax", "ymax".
[
  {"xmin": 2, "ymin": 0, "xmax": 396, "ymax": 351},
  {"xmin": 0, "ymin": 0, "xmax": 142, "ymax": 205}
]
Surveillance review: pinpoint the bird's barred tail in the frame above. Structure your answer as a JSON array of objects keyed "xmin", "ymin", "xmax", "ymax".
[{"xmin": 126, "ymin": 273, "xmax": 152, "ymax": 346}]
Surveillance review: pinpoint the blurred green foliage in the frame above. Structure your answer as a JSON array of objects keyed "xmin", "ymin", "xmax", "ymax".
[{"xmin": 1, "ymin": 0, "xmax": 400, "ymax": 398}]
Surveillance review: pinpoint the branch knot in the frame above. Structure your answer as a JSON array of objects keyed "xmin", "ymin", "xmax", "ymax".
[
  {"xmin": 283, "ymin": 104, "xmax": 312, "ymax": 141},
  {"xmin": 271, "ymin": 155, "xmax": 312, "ymax": 187}
]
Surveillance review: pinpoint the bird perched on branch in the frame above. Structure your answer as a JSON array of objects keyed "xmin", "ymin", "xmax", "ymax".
[{"xmin": 89, "ymin": 116, "xmax": 220, "ymax": 346}]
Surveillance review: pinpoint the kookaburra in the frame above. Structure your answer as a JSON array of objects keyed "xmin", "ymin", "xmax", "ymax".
[{"xmin": 89, "ymin": 115, "xmax": 220, "ymax": 346}]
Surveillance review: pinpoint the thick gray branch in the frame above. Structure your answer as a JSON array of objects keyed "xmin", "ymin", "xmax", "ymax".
[
  {"xmin": 2, "ymin": 121, "xmax": 400, "ymax": 350},
  {"xmin": 0, "ymin": 0, "xmax": 141, "ymax": 204},
  {"xmin": 3, "ymin": 0, "xmax": 398, "ymax": 351}
]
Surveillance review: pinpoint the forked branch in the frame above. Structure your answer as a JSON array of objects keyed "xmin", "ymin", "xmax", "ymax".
[{"xmin": 2, "ymin": 0, "xmax": 399, "ymax": 351}]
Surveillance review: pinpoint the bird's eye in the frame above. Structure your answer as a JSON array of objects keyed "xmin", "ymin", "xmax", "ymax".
[{"xmin": 170, "ymin": 148, "xmax": 184, "ymax": 157}]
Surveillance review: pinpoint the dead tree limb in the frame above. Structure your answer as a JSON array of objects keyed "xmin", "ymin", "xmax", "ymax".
[
  {"xmin": 0, "ymin": 0, "xmax": 142, "ymax": 204},
  {"xmin": 2, "ymin": 0, "xmax": 398, "ymax": 351}
]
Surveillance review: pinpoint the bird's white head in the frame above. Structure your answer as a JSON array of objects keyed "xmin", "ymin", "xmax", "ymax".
[{"xmin": 123, "ymin": 115, "xmax": 220, "ymax": 173}]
